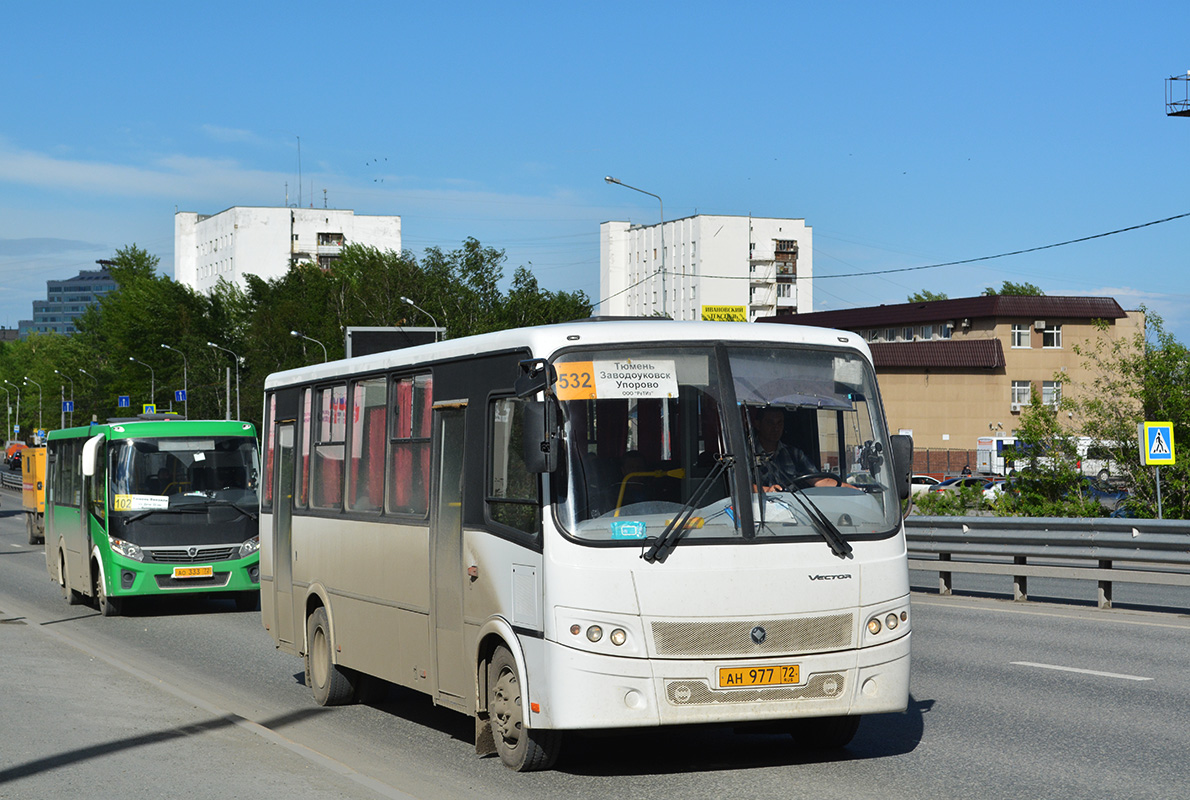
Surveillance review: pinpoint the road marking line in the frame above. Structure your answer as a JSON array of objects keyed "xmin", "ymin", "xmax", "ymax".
[{"xmin": 1010, "ymin": 661, "xmax": 1153, "ymax": 681}]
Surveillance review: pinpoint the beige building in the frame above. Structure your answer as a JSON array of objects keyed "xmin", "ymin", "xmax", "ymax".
[{"xmin": 761, "ymin": 295, "xmax": 1143, "ymax": 454}]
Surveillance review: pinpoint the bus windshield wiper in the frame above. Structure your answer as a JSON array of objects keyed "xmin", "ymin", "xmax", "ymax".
[
  {"xmin": 780, "ymin": 486, "xmax": 853, "ymax": 560},
  {"xmin": 123, "ymin": 506, "xmax": 208, "ymax": 523},
  {"xmin": 124, "ymin": 499, "xmax": 257, "ymax": 523},
  {"xmin": 642, "ymin": 455, "xmax": 733, "ymax": 564}
]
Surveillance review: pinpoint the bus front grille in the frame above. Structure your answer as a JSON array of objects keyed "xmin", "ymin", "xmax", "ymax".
[
  {"xmin": 650, "ymin": 614, "xmax": 853, "ymax": 658},
  {"xmin": 147, "ymin": 546, "xmax": 240, "ymax": 564},
  {"xmin": 665, "ymin": 672, "xmax": 846, "ymax": 706}
]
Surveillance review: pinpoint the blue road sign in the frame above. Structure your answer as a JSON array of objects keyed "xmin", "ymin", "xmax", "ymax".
[
  {"xmin": 175, "ymin": 389, "xmax": 187, "ymax": 402},
  {"xmin": 118, "ymin": 395, "xmax": 130, "ymax": 408},
  {"xmin": 1139, "ymin": 421, "xmax": 1176, "ymax": 466},
  {"xmin": 62, "ymin": 400, "xmax": 74, "ymax": 412}
]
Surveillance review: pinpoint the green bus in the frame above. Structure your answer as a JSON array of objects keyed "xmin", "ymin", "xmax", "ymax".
[{"xmin": 44, "ymin": 416, "xmax": 262, "ymax": 616}]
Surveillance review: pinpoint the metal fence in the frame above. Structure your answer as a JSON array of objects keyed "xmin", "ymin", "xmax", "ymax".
[
  {"xmin": 0, "ymin": 470, "xmax": 20, "ymax": 490},
  {"xmin": 906, "ymin": 516, "xmax": 1190, "ymax": 609}
]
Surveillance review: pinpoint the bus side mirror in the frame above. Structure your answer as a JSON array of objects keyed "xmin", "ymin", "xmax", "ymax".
[
  {"xmin": 81, "ymin": 434, "xmax": 104, "ymax": 478},
  {"xmin": 522, "ymin": 399, "xmax": 560, "ymax": 474},
  {"xmin": 890, "ymin": 434, "xmax": 913, "ymax": 500}
]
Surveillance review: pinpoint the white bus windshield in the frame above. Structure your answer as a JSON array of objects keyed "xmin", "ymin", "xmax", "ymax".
[{"xmin": 553, "ymin": 345, "xmax": 900, "ymax": 545}]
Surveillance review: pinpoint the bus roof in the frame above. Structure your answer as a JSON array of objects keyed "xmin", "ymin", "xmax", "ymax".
[
  {"xmin": 47, "ymin": 419, "xmax": 257, "ymax": 442},
  {"xmin": 264, "ymin": 319, "xmax": 871, "ymax": 390}
]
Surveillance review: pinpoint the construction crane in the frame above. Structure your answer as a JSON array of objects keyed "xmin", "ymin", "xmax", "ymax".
[{"xmin": 1168, "ymin": 71, "xmax": 1190, "ymax": 117}]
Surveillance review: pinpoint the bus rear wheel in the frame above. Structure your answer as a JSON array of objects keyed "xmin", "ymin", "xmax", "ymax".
[
  {"xmin": 788, "ymin": 715, "xmax": 861, "ymax": 749},
  {"xmin": 305, "ymin": 607, "xmax": 356, "ymax": 706},
  {"xmin": 26, "ymin": 514, "xmax": 42, "ymax": 545},
  {"xmin": 487, "ymin": 645, "xmax": 560, "ymax": 771},
  {"xmin": 59, "ymin": 552, "xmax": 82, "ymax": 606}
]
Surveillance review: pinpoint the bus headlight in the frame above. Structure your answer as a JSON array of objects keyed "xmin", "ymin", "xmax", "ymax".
[
  {"xmin": 109, "ymin": 537, "xmax": 144, "ymax": 562},
  {"xmin": 239, "ymin": 536, "xmax": 260, "ymax": 559},
  {"xmin": 558, "ymin": 608, "xmax": 643, "ymax": 656}
]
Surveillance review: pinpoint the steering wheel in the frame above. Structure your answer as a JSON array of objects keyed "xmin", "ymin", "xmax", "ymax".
[{"xmin": 787, "ymin": 471, "xmax": 845, "ymax": 488}]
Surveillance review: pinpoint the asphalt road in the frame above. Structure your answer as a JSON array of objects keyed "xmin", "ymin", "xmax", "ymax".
[{"xmin": 2, "ymin": 495, "xmax": 1189, "ymax": 799}]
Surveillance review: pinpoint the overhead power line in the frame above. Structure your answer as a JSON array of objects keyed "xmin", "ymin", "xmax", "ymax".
[
  {"xmin": 595, "ymin": 210, "xmax": 1190, "ymax": 308},
  {"xmin": 815, "ymin": 211, "xmax": 1190, "ymax": 279}
]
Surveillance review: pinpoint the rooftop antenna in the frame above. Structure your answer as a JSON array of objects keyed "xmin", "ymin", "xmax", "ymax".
[
  {"xmin": 1167, "ymin": 71, "xmax": 1190, "ymax": 117},
  {"xmin": 296, "ymin": 135, "xmax": 302, "ymax": 207},
  {"xmin": 323, "ymin": 188, "xmax": 328, "ymax": 209}
]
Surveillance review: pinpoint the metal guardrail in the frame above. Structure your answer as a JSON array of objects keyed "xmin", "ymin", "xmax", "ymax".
[
  {"xmin": 905, "ymin": 516, "xmax": 1190, "ymax": 609},
  {"xmin": 0, "ymin": 470, "xmax": 21, "ymax": 490}
]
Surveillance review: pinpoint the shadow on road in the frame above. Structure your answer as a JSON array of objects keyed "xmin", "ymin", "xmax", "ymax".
[
  {"xmin": 0, "ymin": 707, "xmax": 330, "ymax": 785},
  {"xmin": 545, "ymin": 694, "xmax": 933, "ymax": 775}
]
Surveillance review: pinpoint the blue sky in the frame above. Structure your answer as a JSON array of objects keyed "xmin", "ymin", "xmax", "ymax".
[{"xmin": 2, "ymin": 2, "xmax": 1188, "ymax": 340}]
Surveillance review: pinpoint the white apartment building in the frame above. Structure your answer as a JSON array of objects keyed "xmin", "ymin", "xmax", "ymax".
[
  {"xmin": 599, "ymin": 215, "xmax": 812, "ymax": 321},
  {"xmin": 174, "ymin": 207, "xmax": 402, "ymax": 294}
]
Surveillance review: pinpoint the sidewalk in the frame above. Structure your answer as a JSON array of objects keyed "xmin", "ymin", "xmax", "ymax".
[{"xmin": 0, "ymin": 604, "xmax": 392, "ymax": 800}]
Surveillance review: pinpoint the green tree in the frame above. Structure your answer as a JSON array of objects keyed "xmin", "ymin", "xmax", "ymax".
[
  {"xmin": 907, "ymin": 290, "xmax": 948, "ymax": 303},
  {"xmin": 992, "ymin": 388, "xmax": 1101, "ymax": 517},
  {"xmin": 983, "ymin": 280, "xmax": 1044, "ymax": 296},
  {"xmin": 1068, "ymin": 310, "xmax": 1190, "ymax": 518}
]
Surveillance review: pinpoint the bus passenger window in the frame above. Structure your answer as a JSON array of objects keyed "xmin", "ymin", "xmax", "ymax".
[
  {"xmin": 487, "ymin": 397, "xmax": 539, "ymax": 535},
  {"xmin": 348, "ymin": 378, "xmax": 386, "ymax": 513},
  {"xmin": 312, "ymin": 384, "xmax": 347, "ymax": 510},
  {"xmin": 388, "ymin": 374, "xmax": 432, "ymax": 516}
]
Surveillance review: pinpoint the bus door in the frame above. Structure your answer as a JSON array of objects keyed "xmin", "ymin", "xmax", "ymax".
[
  {"xmin": 430, "ymin": 403, "xmax": 468, "ymax": 708},
  {"xmin": 272, "ymin": 422, "xmax": 297, "ymax": 646}
]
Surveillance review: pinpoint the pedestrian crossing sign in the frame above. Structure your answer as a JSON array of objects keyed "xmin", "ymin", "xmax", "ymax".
[{"xmin": 1139, "ymin": 421, "xmax": 1175, "ymax": 466}]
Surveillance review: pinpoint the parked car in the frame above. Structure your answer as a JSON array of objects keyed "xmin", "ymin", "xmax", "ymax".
[
  {"xmin": 982, "ymin": 478, "xmax": 1008, "ymax": 502},
  {"xmin": 910, "ymin": 474, "xmax": 941, "ymax": 495},
  {"xmin": 929, "ymin": 475, "xmax": 994, "ymax": 493}
]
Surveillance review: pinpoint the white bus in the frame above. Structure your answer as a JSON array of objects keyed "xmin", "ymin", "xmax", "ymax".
[{"xmin": 259, "ymin": 320, "xmax": 913, "ymax": 771}]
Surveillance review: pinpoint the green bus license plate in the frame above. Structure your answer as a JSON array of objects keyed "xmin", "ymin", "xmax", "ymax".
[
  {"xmin": 719, "ymin": 664, "xmax": 800, "ymax": 688},
  {"xmin": 173, "ymin": 566, "xmax": 213, "ymax": 579}
]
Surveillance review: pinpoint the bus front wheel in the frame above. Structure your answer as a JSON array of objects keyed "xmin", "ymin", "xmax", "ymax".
[
  {"xmin": 94, "ymin": 567, "xmax": 122, "ymax": 617},
  {"xmin": 487, "ymin": 645, "xmax": 560, "ymax": 771},
  {"xmin": 305, "ymin": 607, "xmax": 355, "ymax": 706},
  {"xmin": 788, "ymin": 715, "xmax": 861, "ymax": 749}
]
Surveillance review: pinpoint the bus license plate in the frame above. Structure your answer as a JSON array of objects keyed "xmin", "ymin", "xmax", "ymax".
[
  {"xmin": 173, "ymin": 566, "xmax": 213, "ymax": 579},
  {"xmin": 718, "ymin": 664, "xmax": 800, "ymax": 688}
]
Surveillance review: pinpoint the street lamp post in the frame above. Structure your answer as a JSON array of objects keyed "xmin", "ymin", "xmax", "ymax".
[
  {"xmin": 399, "ymin": 296, "xmax": 441, "ymax": 342},
  {"xmin": 129, "ymin": 357, "xmax": 156, "ymax": 410},
  {"xmin": 604, "ymin": 176, "xmax": 666, "ymax": 317},
  {"xmin": 207, "ymin": 342, "xmax": 242, "ymax": 420},
  {"xmin": 0, "ymin": 385, "xmax": 9, "ymax": 444},
  {"xmin": 290, "ymin": 330, "xmax": 328, "ymax": 362},
  {"xmin": 160, "ymin": 344, "xmax": 189, "ymax": 418},
  {"xmin": 23, "ymin": 376, "xmax": 42, "ymax": 437},
  {"xmin": 3, "ymin": 380, "xmax": 19, "ymax": 442},
  {"xmin": 54, "ymin": 369, "xmax": 75, "ymax": 428}
]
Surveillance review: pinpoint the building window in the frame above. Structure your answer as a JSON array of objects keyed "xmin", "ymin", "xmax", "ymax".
[
  {"xmin": 1042, "ymin": 381, "xmax": 1061, "ymax": 406},
  {"xmin": 939, "ymin": 324, "xmax": 951, "ymax": 340},
  {"xmin": 1043, "ymin": 324, "xmax": 1062, "ymax": 349},
  {"xmin": 902, "ymin": 327, "xmax": 914, "ymax": 342},
  {"xmin": 1011, "ymin": 381, "xmax": 1031, "ymax": 406},
  {"xmin": 1011, "ymin": 324, "xmax": 1030, "ymax": 348},
  {"xmin": 317, "ymin": 232, "xmax": 345, "ymax": 246},
  {"xmin": 885, "ymin": 328, "xmax": 896, "ymax": 341},
  {"xmin": 921, "ymin": 324, "xmax": 935, "ymax": 340}
]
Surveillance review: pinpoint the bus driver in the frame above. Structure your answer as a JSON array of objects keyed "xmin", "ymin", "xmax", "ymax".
[{"xmin": 750, "ymin": 407, "xmax": 840, "ymax": 489}]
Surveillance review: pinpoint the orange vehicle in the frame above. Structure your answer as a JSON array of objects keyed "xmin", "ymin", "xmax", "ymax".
[{"xmin": 22, "ymin": 446, "xmax": 45, "ymax": 545}]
